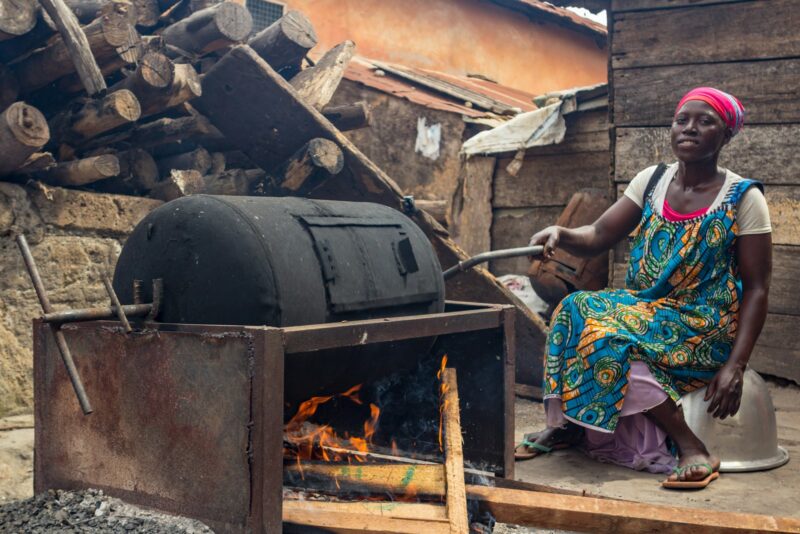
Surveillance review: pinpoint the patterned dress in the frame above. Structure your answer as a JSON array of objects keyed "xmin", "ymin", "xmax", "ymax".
[{"xmin": 543, "ymin": 177, "xmax": 761, "ymax": 432}]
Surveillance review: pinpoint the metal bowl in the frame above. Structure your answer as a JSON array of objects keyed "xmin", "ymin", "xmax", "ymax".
[{"xmin": 681, "ymin": 368, "xmax": 790, "ymax": 473}]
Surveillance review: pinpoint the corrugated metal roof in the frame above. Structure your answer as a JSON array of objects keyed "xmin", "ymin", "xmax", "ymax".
[
  {"xmin": 344, "ymin": 57, "xmax": 538, "ymax": 120},
  {"xmin": 488, "ymin": 0, "xmax": 607, "ymax": 42}
]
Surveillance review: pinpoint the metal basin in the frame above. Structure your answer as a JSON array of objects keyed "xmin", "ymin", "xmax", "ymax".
[{"xmin": 682, "ymin": 368, "xmax": 789, "ymax": 472}]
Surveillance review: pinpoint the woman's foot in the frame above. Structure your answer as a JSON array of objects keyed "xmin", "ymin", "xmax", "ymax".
[
  {"xmin": 663, "ymin": 448, "xmax": 720, "ymax": 488},
  {"xmin": 514, "ymin": 424, "xmax": 584, "ymax": 460}
]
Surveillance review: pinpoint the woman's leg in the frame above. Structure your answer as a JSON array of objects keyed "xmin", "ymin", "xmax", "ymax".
[{"xmin": 646, "ymin": 398, "xmax": 719, "ymax": 481}]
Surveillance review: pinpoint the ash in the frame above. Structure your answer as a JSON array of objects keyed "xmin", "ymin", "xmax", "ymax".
[{"xmin": 0, "ymin": 489, "xmax": 213, "ymax": 533}]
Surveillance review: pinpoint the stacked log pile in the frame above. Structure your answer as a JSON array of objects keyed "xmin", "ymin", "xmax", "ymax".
[{"xmin": 0, "ymin": 0, "xmax": 367, "ymax": 198}]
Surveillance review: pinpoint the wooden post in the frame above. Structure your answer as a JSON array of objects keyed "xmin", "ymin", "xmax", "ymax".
[
  {"xmin": 247, "ymin": 10, "xmax": 317, "ymax": 76},
  {"xmin": 156, "ymin": 146, "xmax": 212, "ymax": 176},
  {"xmin": 0, "ymin": 64, "xmax": 19, "ymax": 113},
  {"xmin": 36, "ymin": 154, "xmax": 119, "ymax": 185},
  {"xmin": 441, "ymin": 368, "xmax": 469, "ymax": 534},
  {"xmin": 49, "ymin": 89, "xmax": 141, "ymax": 144},
  {"xmin": 38, "ymin": 0, "xmax": 108, "ymax": 95},
  {"xmin": 0, "ymin": 102, "xmax": 50, "ymax": 175},
  {"xmin": 161, "ymin": 2, "xmax": 252, "ymax": 58},
  {"xmin": 322, "ymin": 101, "xmax": 371, "ymax": 132},
  {"xmin": 0, "ymin": 0, "xmax": 37, "ymax": 41},
  {"xmin": 11, "ymin": 4, "xmax": 140, "ymax": 94},
  {"xmin": 289, "ymin": 41, "xmax": 355, "ymax": 110},
  {"xmin": 265, "ymin": 137, "xmax": 344, "ymax": 195}
]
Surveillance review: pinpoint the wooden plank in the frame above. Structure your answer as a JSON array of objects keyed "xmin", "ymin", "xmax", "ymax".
[
  {"xmin": 751, "ymin": 313, "xmax": 800, "ymax": 383},
  {"xmin": 490, "ymin": 207, "xmax": 562, "ymax": 275},
  {"xmin": 613, "ymin": 59, "xmax": 800, "ymax": 127},
  {"xmin": 770, "ymin": 246, "xmax": 800, "ymax": 316},
  {"xmin": 612, "ymin": 0, "xmax": 800, "ymax": 69},
  {"xmin": 442, "ymin": 368, "xmax": 468, "ymax": 534},
  {"xmin": 612, "ymin": 0, "xmax": 747, "ymax": 11},
  {"xmin": 493, "ymin": 151, "xmax": 609, "ymax": 208},
  {"xmin": 283, "ymin": 500, "xmax": 449, "ymax": 534},
  {"xmin": 466, "ymin": 485, "xmax": 800, "ymax": 533},
  {"xmin": 450, "ymin": 156, "xmax": 495, "ymax": 256},
  {"xmin": 615, "ymin": 126, "xmax": 800, "ymax": 184},
  {"xmin": 284, "ymin": 463, "xmax": 445, "ymax": 497}
]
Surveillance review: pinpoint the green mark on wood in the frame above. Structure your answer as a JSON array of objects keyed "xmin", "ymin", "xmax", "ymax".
[{"xmin": 401, "ymin": 466, "xmax": 416, "ymax": 487}]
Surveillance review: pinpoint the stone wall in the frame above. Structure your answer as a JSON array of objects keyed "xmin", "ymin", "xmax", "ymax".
[{"xmin": 0, "ymin": 182, "xmax": 161, "ymax": 416}]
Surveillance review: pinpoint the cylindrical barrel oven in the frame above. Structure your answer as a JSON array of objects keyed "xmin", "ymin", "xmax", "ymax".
[{"xmin": 113, "ymin": 195, "xmax": 445, "ymax": 327}]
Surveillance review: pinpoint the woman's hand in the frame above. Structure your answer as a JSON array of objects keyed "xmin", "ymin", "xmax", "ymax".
[
  {"xmin": 704, "ymin": 363, "xmax": 745, "ymax": 420},
  {"xmin": 529, "ymin": 226, "xmax": 561, "ymax": 260}
]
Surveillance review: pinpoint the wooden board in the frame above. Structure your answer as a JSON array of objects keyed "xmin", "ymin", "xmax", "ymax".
[
  {"xmin": 450, "ymin": 156, "xmax": 495, "ymax": 257},
  {"xmin": 612, "ymin": 0, "xmax": 800, "ymax": 69},
  {"xmin": 442, "ymin": 368, "xmax": 468, "ymax": 534},
  {"xmin": 466, "ymin": 485, "xmax": 800, "ymax": 533},
  {"xmin": 283, "ymin": 463, "xmax": 445, "ymax": 497},
  {"xmin": 615, "ymin": 126, "xmax": 800, "ymax": 184},
  {"xmin": 613, "ymin": 59, "xmax": 800, "ymax": 127},
  {"xmin": 612, "ymin": 0, "xmax": 748, "ymax": 12},
  {"xmin": 751, "ymin": 313, "xmax": 800, "ymax": 383},
  {"xmin": 493, "ymin": 151, "xmax": 610, "ymax": 208},
  {"xmin": 491, "ymin": 207, "xmax": 563, "ymax": 275},
  {"xmin": 283, "ymin": 500, "xmax": 449, "ymax": 534}
]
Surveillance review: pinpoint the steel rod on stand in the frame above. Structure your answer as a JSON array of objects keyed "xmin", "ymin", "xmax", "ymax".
[
  {"xmin": 16, "ymin": 234, "xmax": 93, "ymax": 415},
  {"xmin": 103, "ymin": 275, "xmax": 132, "ymax": 333}
]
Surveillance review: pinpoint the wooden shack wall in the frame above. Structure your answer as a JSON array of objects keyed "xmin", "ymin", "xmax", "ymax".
[
  {"xmin": 490, "ymin": 109, "xmax": 611, "ymax": 274},
  {"xmin": 609, "ymin": 0, "xmax": 800, "ymax": 382}
]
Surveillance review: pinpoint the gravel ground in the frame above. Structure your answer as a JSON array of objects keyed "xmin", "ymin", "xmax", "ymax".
[{"xmin": 0, "ymin": 489, "xmax": 213, "ymax": 533}]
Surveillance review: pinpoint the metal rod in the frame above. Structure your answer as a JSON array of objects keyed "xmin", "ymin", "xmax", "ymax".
[
  {"xmin": 132, "ymin": 279, "xmax": 143, "ymax": 305},
  {"xmin": 43, "ymin": 304, "xmax": 153, "ymax": 324},
  {"xmin": 16, "ymin": 234, "xmax": 93, "ymax": 415},
  {"xmin": 103, "ymin": 276, "xmax": 132, "ymax": 333},
  {"xmin": 442, "ymin": 245, "xmax": 544, "ymax": 281}
]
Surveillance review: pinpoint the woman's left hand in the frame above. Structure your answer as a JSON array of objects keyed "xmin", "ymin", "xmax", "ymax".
[{"xmin": 704, "ymin": 363, "xmax": 745, "ymax": 419}]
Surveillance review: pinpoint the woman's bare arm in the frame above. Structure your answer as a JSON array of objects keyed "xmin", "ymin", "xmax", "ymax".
[
  {"xmin": 705, "ymin": 232, "xmax": 772, "ymax": 419},
  {"xmin": 529, "ymin": 196, "xmax": 643, "ymax": 258}
]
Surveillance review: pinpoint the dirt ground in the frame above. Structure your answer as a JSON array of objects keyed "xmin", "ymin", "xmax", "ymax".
[
  {"xmin": 514, "ymin": 380, "xmax": 800, "ymax": 519},
  {"xmin": 1, "ymin": 381, "xmax": 797, "ymax": 528}
]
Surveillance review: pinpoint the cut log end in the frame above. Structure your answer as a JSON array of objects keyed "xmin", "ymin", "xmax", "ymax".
[
  {"xmin": 280, "ymin": 10, "xmax": 318, "ymax": 48},
  {"xmin": 0, "ymin": 0, "xmax": 38, "ymax": 40},
  {"xmin": 214, "ymin": 2, "xmax": 253, "ymax": 42},
  {"xmin": 139, "ymin": 51, "xmax": 175, "ymax": 89},
  {"xmin": 106, "ymin": 89, "xmax": 142, "ymax": 122},
  {"xmin": 307, "ymin": 138, "xmax": 345, "ymax": 174},
  {"xmin": 5, "ymin": 102, "xmax": 50, "ymax": 148}
]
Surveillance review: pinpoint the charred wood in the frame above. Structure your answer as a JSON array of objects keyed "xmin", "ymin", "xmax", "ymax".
[
  {"xmin": 0, "ymin": 102, "xmax": 50, "ymax": 175},
  {"xmin": 247, "ymin": 10, "xmax": 316, "ymax": 77},
  {"xmin": 221, "ymin": 150, "xmax": 255, "ymax": 169},
  {"xmin": 11, "ymin": 3, "xmax": 140, "ymax": 94},
  {"xmin": 35, "ymin": 154, "xmax": 119, "ymax": 185},
  {"xmin": 289, "ymin": 40, "xmax": 355, "ymax": 110},
  {"xmin": 49, "ymin": 89, "xmax": 141, "ymax": 146},
  {"xmin": 0, "ymin": 0, "xmax": 38, "ymax": 42},
  {"xmin": 14, "ymin": 152, "xmax": 57, "ymax": 174},
  {"xmin": 322, "ymin": 101, "xmax": 371, "ymax": 132},
  {"xmin": 201, "ymin": 167, "xmax": 264, "ymax": 195},
  {"xmin": 160, "ymin": 2, "xmax": 251, "ymax": 59},
  {"xmin": 0, "ymin": 65, "xmax": 20, "ymax": 113}
]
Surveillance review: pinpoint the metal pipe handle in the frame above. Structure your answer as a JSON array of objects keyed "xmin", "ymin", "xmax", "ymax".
[{"xmin": 442, "ymin": 245, "xmax": 544, "ymax": 281}]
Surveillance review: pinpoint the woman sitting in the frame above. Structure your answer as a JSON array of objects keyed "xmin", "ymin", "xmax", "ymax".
[{"xmin": 515, "ymin": 87, "xmax": 772, "ymax": 489}]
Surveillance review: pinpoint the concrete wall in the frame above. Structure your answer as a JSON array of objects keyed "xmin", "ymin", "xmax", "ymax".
[
  {"xmin": 282, "ymin": 0, "xmax": 607, "ymax": 95},
  {"xmin": 0, "ymin": 184, "xmax": 161, "ymax": 416}
]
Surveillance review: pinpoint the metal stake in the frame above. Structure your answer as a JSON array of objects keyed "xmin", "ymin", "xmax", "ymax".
[
  {"xmin": 16, "ymin": 234, "xmax": 93, "ymax": 415},
  {"xmin": 103, "ymin": 276, "xmax": 132, "ymax": 333}
]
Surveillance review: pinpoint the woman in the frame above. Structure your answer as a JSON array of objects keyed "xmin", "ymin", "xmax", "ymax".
[{"xmin": 515, "ymin": 87, "xmax": 772, "ymax": 489}]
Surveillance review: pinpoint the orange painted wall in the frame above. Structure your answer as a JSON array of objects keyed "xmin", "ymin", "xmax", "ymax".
[{"xmin": 277, "ymin": 0, "xmax": 607, "ymax": 95}]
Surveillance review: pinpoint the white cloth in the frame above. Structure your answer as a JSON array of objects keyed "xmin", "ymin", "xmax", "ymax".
[{"xmin": 623, "ymin": 163, "xmax": 771, "ymax": 236}]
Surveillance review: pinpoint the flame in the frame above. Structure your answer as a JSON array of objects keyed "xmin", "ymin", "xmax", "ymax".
[{"xmin": 284, "ymin": 383, "xmax": 381, "ymax": 468}]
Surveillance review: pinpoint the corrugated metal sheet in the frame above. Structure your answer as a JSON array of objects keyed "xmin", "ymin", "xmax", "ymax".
[{"xmin": 489, "ymin": 0, "xmax": 607, "ymax": 39}]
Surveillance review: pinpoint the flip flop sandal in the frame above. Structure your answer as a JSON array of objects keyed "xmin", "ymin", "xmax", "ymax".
[
  {"xmin": 514, "ymin": 439, "xmax": 570, "ymax": 461},
  {"xmin": 661, "ymin": 463, "xmax": 720, "ymax": 490}
]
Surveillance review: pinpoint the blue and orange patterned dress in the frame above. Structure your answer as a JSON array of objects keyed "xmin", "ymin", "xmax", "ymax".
[{"xmin": 543, "ymin": 177, "xmax": 762, "ymax": 432}]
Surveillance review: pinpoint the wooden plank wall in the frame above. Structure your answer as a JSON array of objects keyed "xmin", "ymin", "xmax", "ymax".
[
  {"xmin": 610, "ymin": 0, "xmax": 800, "ymax": 382},
  {"xmin": 490, "ymin": 109, "xmax": 610, "ymax": 274}
]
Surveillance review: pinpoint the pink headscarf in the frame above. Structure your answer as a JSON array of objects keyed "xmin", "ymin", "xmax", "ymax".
[{"xmin": 675, "ymin": 87, "xmax": 745, "ymax": 136}]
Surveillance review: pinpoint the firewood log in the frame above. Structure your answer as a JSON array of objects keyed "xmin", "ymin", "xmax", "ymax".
[
  {"xmin": 155, "ymin": 146, "xmax": 211, "ymax": 176},
  {"xmin": 202, "ymin": 167, "xmax": 265, "ymax": 195},
  {"xmin": 109, "ymin": 52, "xmax": 200, "ymax": 116},
  {"xmin": 130, "ymin": 62, "xmax": 201, "ymax": 116},
  {"xmin": 11, "ymin": 2, "xmax": 140, "ymax": 94},
  {"xmin": 247, "ymin": 10, "xmax": 317, "ymax": 77},
  {"xmin": 0, "ymin": 12, "xmax": 58, "ymax": 64},
  {"xmin": 322, "ymin": 101, "xmax": 371, "ymax": 132},
  {"xmin": 89, "ymin": 147, "xmax": 159, "ymax": 193},
  {"xmin": 289, "ymin": 41, "xmax": 354, "ymax": 110},
  {"xmin": 81, "ymin": 111, "xmax": 220, "ymax": 150},
  {"xmin": 0, "ymin": 0, "xmax": 38, "ymax": 41},
  {"xmin": 160, "ymin": 2, "xmax": 251, "ymax": 59},
  {"xmin": 0, "ymin": 102, "xmax": 50, "ymax": 175},
  {"xmin": 36, "ymin": 154, "xmax": 120, "ymax": 185},
  {"xmin": 14, "ymin": 152, "xmax": 57, "ymax": 174},
  {"xmin": 252, "ymin": 138, "xmax": 343, "ymax": 196},
  {"xmin": 0, "ymin": 65, "xmax": 20, "ymax": 113},
  {"xmin": 49, "ymin": 89, "xmax": 141, "ymax": 145},
  {"xmin": 149, "ymin": 168, "xmax": 203, "ymax": 200}
]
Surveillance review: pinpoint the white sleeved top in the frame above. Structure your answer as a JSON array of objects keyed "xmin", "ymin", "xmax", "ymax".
[{"xmin": 623, "ymin": 163, "xmax": 772, "ymax": 236}]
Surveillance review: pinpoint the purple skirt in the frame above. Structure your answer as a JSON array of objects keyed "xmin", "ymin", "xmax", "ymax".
[{"xmin": 545, "ymin": 361, "xmax": 677, "ymax": 474}]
